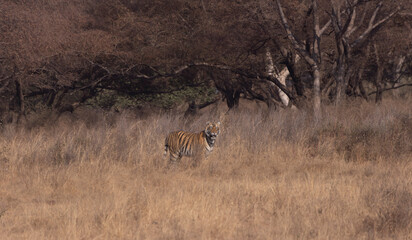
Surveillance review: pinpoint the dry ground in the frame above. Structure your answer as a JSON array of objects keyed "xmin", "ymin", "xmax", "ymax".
[{"xmin": 0, "ymin": 98, "xmax": 411, "ymax": 239}]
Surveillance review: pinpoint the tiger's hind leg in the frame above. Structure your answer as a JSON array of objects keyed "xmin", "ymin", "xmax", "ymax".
[
  {"xmin": 167, "ymin": 152, "xmax": 182, "ymax": 168},
  {"xmin": 164, "ymin": 135, "xmax": 170, "ymax": 157}
]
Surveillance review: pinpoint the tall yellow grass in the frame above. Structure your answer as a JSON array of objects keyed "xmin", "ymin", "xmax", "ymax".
[{"xmin": 0, "ymin": 98, "xmax": 411, "ymax": 239}]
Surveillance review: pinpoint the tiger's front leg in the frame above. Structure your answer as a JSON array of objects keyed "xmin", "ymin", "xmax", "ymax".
[
  {"xmin": 191, "ymin": 154, "xmax": 201, "ymax": 167},
  {"xmin": 191, "ymin": 147, "xmax": 206, "ymax": 167}
]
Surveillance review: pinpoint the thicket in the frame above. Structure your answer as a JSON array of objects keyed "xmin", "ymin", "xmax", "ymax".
[{"xmin": 0, "ymin": 0, "xmax": 411, "ymax": 122}]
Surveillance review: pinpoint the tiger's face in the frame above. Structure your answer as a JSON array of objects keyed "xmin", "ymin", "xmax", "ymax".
[{"xmin": 205, "ymin": 122, "xmax": 220, "ymax": 141}]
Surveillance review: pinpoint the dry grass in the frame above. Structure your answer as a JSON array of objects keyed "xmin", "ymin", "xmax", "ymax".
[{"xmin": 0, "ymin": 98, "xmax": 411, "ymax": 239}]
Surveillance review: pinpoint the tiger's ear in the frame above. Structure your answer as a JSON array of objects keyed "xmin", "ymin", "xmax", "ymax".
[
  {"xmin": 206, "ymin": 121, "xmax": 210, "ymax": 125},
  {"xmin": 217, "ymin": 122, "xmax": 221, "ymax": 126}
]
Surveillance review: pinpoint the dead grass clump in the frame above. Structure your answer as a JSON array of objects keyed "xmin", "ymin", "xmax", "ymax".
[
  {"xmin": 47, "ymin": 140, "xmax": 77, "ymax": 166},
  {"xmin": 387, "ymin": 113, "xmax": 412, "ymax": 156},
  {"xmin": 336, "ymin": 126, "xmax": 380, "ymax": 162},
  {"xmin": 361, "ymin": 187, "xmax": 412, "ymax": 237},
  {"xmin": 306, "ymin": 100, "xmax": 412, "ymax": 162},
  {"xmin": 306, "ymin": 123, "xmax": 344, "ymax": 158},
  {"xmin": 336, "ymin": 115, "xmax": 412, "ymax": 162}
]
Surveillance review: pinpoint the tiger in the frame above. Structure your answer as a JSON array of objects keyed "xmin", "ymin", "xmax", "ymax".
[{"xmin": 164, "ymin": 122, "xmax": 221, "ymax": 164}]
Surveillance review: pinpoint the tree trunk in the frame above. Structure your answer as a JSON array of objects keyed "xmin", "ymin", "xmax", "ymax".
[
  {"xmin": 356, "ymin": 45, "xmax": 370, "ymax": 101},
  {"xmin": 276, "ymin": 0, "xmax": 321, "ymax": 119},
  {"xmin": 224, "ymin": 90, "xmax": 240, "ymax": 109},
  {"xmin": 392, "ymin": 55, "xmax": 405, "ymax": 97},
  {"xmin": 374, "ymin": 44, "xmax": 383, "ymax": 103},
  {"xmin": 330, "ymin": 3, "xmax": 348, "ymax": 106},
  {"xmin": 358, "ymin": 80, "xmax": 368, "ymax": 101},
  {"xmin": 357, "ymin": 67, "xmax": 368, "ymax": 101},
  {"xmin": 375, "ymin": 68, "xmax": 383, "ymax": 103},
  {"xmin": 335, "ymin": 59, "xmax": 346, "ymax": 105},
  {"xmin": 313, "ymin": 66, "xmax": 322, "ymax": 120},
  {"xmin": 15, "ymin": 78, "xmax": 26, "ymax": 124},
  {"xmin": 284, "ymin": 54, "xmax": 304, "ymax": 96},
  {"xmin": 265, "ymin": 47, "xmax": 290, "ymax": 107}
]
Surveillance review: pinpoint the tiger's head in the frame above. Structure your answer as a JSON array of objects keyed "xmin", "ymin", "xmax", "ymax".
[{"xmin": 205, "ymin": 122, "xmax": 220, "ymax": 141}]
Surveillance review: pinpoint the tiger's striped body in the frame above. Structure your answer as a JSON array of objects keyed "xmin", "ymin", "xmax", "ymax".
[{"xmin": 164, "ymin": 122, "xmax": 220, "ymax": 163}]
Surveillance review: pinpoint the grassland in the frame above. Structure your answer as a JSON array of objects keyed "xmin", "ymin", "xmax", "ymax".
[{"xmin": 0, "ymin": 98, "xmax": 411, "ymax": 239}]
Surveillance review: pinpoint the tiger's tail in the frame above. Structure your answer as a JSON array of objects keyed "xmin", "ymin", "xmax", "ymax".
[{"xmin": 164, "ymin": 136, "xmax": 169, "ymax": 157}]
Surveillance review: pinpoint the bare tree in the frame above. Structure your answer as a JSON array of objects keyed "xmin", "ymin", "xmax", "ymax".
[
  {"xmin": 329, "ymin": 0, "xmax": 400, "ymax": 104},
  {"xmin": 275, "ymin": 0, "xmax": 331, "ymax": 119}
]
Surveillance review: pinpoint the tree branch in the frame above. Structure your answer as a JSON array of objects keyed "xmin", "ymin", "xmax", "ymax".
[
  {"xmin": 351, "ymin": 2, "xmax": 400, "ymax": 48},
  {"xmin": 313, "ymin": 0, "xmax": 321, "ymax": 63},
  {"xmin": 275, "ymin": 0, "xmax": 317, "ymax": 67},
  {"xmin": 179, "ymin": 61, "xmax": 296, "ymax": 101},
  {"xmin": 368, "ymin": 83, "xmax": 412, "ymax": 96}
]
